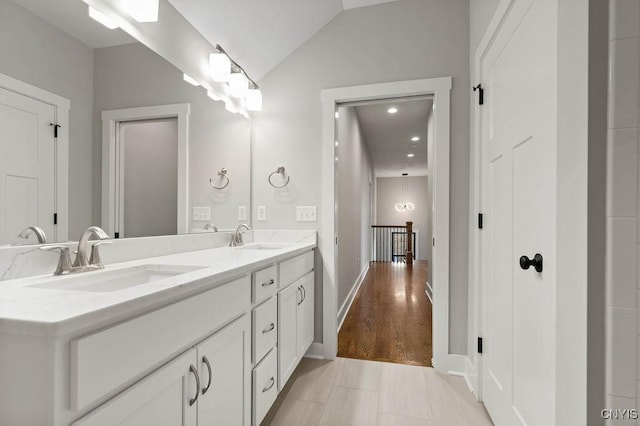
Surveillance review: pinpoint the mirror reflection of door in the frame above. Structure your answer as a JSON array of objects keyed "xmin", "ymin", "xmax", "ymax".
[
  {"xmin": 0, "ymin": 88, "xmax": 56, "ymax": 245},
  {"xmin": 116, "ymin": 118, "xmax": 178, "ymax": 238}
]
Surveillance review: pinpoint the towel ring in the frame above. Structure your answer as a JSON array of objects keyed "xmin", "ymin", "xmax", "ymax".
[
  {"xmin": 268, "ymin": 166, "xmax": 290, "ymax": 189},
  {"xmin": 209, "ymin": 168, "xmax": 230, "ymax": 190}
]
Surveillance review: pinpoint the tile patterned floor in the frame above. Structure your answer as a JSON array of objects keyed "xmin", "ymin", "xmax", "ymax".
[{"xmin": 262, "ymin": 357, "xmax": 494, "ymax": 426}]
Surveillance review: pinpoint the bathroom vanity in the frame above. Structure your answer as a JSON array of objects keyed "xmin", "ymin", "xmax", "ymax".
[{"xmin": 0, "ymin": 231, "xmax": 316, "ymax": 426}]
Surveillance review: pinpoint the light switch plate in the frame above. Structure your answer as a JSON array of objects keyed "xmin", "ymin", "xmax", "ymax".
[
  {"xmin": 238, "ymin": 206, "xmax": 247, "ymax": 221},
  {"xmin": 193, "ymin": 207, "xmax": 211, "ymax": 221},
  {"xmin": 257, "ymin": 206, "xmax": 267, "ymax": 221},
  {"xmin": 296, "ymin": 206, "xmax": 317, "ymax": 222}
]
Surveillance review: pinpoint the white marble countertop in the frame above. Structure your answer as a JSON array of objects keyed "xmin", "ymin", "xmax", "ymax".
[{"xmin": 0, "ymin": 240, "xmax": 315, "ymax": 337}]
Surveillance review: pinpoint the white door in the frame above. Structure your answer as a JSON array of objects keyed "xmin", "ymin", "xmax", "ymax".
[
  {"xmin": 0, "ymin": 88, "xmax": 56, "ymax": 244},
  {"xmin": 480, "ymin": 0, "xmax": 557, "ymax": 425}
]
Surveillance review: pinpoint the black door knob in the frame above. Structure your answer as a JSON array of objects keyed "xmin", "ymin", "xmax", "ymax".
[{"xmin": 519, "ymin": 253, "xmax": 543, "ymax": 273}]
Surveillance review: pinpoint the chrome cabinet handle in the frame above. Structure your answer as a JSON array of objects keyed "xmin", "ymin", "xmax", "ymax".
[
  {"xmin": 301, "ymin": 285, "xmax": 306, "ymax": 303},
  {"xmin": 189, "ymin": 365, "xmax": 200, "ymax": 406},
  {"xmin": 201, "ymin": 356, "xmax": 212, "ymax": 395},
  {"xmin": 262, "ymin": 377, "xmax": 275, "ymax": 393},
  {"xmin": 262, "ymin": 278, "xmax": 275, "ymax": 287},
  {"xmin": 262, "ymin": 323, "xmax": 275, "ymax": 334},
  {"xmin": 297, "ymin": 286, "xmax": 303, "ymax": 305}
]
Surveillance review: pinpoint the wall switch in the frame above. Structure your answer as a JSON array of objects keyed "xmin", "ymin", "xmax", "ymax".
[
  {"xmin": 193, "ymin": 207, "xmax": 211, "ymax": 221},
  {"xmin": 257, "ymin": 206, "xmax": 267, "ymax": 221},
  {"xmin": 238, "ymin": 206, "xmax": 247, "ymax": 221},
  {"xmin": 296, "ymin": 206, "xmax": 317, "ymax": 222}
]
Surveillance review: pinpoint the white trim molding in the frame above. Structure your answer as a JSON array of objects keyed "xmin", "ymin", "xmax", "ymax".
[
  {"xmin": 321, "ymin": 77, "xmax": 452, "ymax": 370},
  {"xmin": 337, "ymin": 263, "xmax": 370, "ymax": 331},
  {"xmin": 101, "ymin": 103, "xmax": 190, "ymax": 236},
  {"xmin": 0, "ymin": 72, "xmax": 70, "ymax": 243}
]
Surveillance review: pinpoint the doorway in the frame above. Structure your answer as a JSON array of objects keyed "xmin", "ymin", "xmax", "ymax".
[
  {"xmin": 320, "ymin": 77, "xmax": 454, "ymax": 372},
  {"xmin": 335, "ymin": 97, "xmax": 433, "ymax": 366}
]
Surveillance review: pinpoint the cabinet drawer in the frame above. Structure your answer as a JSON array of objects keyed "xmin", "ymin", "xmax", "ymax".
[
  {"xmin": 253, "ymin": 349, "xmax": 278, "ymax": 426},
  {"xmin": 252, "ymin": 265, "xmax": 278, "ymax": 304},
  {"xmin": 70, "ymin": 276, "xmax": 251, "ymax": 411},
  {"xmin": 252, "ymin": 297, "xmax": 277, "ymax": 364},
  {"xmin": 279, "ymin": 251, "xmax": 313, "ymax": 289}
]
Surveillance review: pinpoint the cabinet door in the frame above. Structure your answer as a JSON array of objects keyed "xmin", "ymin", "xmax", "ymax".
[
  {"xmin": 297, "ymin": 273, "xmax": 315, "ymax": 357},
  {"xmin": 72, "ymin": 349, "xmax": 198, "ymax": 426},
  {"xmin": 197, "ymin": 315, "xmax": 251, "ymax": 426},
  {"xmin": 278, "ymin": 282, "xmax": 300, "ymax": 390}
]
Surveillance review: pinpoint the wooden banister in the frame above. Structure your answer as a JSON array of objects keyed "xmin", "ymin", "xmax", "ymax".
[{"xmin": 406, "ymin": 221, "xmax": 413, "ymax": 265}]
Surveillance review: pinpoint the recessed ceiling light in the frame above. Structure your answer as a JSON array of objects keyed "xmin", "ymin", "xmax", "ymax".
[
  {"xmin": 411, "ymin": 136, "xmax": 420, "ymax": 142},
  {"xmin": 407, "ymin": 153, "xmax": 415, "ymax": 158},
  {"xmin": 387, "ymin": 107, "xmax": 398, "ymax": 114}
]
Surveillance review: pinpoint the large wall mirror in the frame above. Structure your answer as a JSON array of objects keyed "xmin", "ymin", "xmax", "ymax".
[{"xmin": 0, "ymin": 0, "xmax": 251, "ymax": 246}]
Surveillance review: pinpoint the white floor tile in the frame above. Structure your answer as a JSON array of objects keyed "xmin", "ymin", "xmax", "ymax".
[
  {"xmin": 319, "ymin": 387, "xmax": 378, "ymax": 426},
  {"xmin": 377, "ymin": 413, "xmax": 435, "ymax": 426},
  {"xmin": 334, "ymin": 358, "xmax": 382, "ymax": 391},
  {"xmin": 379, "ymin": 362, "xmax": 432, "ymax": 419},
  {"xmin": 263, "ymin": 398, "xmax": 324, "ymax": 426},
  {"xmin": 288, "ymin": 358, "xmax": 342, "ymax": 403}
]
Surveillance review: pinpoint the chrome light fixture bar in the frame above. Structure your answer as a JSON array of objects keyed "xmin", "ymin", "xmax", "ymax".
[{"xmin": 212, "ymin": 44, "xmax": 262, "ymax": 111}]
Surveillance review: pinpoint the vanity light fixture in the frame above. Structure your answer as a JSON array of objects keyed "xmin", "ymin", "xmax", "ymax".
[
  {"xmin": 88, "ymin": 6, "xmax": 118, "ymax": 29},
  {"xmin": 211, "ymin": 44, "xmax": 261, "ymax": 111},
  {"xmin": 387, "ymin": 107, "xmax": 398, "ymax": 114},
  {"xmin": 122, "ymin": 0, "xmax": 159, "ymax": 23},
  {"xmin": 411, "ymin": 136, "xmax": 420, "ymax": 142},
  {"xmin": 229, "ymin": 72, "xmax": 249, "ymax": 98},
  {"xmin": 183, "ymin": 73, "xmax": 200, "ymax": 86},
  {"xmin": 246, "ymin": 88, "xmax": 263, "ymax": 111},
  {"xmin": 210, "ymin": 52, "xmax": 231, "ymax": 82}
]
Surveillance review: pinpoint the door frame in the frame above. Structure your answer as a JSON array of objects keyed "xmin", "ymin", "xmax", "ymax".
[
  {"xmin": 320, "ymin": 77, "xmax": 454, "ymax": 371},
  {"xmin": 470, "ymin": 0, "xmax": 597, "ymax": 421},
  {"xmin": 101, "ymin": 103, "xmax": 190, "ymax": 236},
  {"xmin": 0, "ymin": 72, "xmax": 70, "ymax": 242}
]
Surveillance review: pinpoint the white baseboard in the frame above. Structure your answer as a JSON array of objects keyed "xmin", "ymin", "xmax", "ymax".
[
  {"xmin": 304, "ymin": 342, "xmax": 325, "ymax": 359},
  {"xmin": 425, "ymin": 281, "xmax": 433, "ymax": 303},
  {"xmin": 337, "ymin": 264, "xmax": 370, "ymax": 331}
]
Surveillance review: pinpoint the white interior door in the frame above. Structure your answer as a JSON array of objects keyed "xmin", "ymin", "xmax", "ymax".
[
  {"xmin": 480, "ymin": 0, "xmax": 557, "ymax": 425},
  {"xmin": 0, "ymin": 88, "xmax": 56, "ymax": 245}
]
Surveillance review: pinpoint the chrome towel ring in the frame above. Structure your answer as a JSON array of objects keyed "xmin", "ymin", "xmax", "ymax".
[
  {"xmin": 268, "ymin": 166, "xmax": 290, "ymax": 188},
  {"xmin": 209, "ymin": 168, "xmax": 230, "ymax": 189}
]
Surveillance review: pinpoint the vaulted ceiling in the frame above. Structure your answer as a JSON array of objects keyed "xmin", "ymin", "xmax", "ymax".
[{"xmin": 10, "ymin": 0, "xmax": 402, "ymax": 80}]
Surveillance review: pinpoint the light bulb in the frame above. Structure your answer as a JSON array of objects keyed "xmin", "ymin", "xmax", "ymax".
[
  {"xmin": 229, "ymin": 73, "xmax": 248, "ymax": 98},
  {"xmin": 246, "ymin": 88, "xmax": 262, "ymax": 111},
  {"xmin": 406, "ymin": 202, "xmax": 415, "ymax": 211},
  {"xmin": 210, "ymin": 53, "xmax": 231, "ymax": 82},
  {"xmin": 395, "ymin": 203, "xmax": 405, "ymax": 212}
]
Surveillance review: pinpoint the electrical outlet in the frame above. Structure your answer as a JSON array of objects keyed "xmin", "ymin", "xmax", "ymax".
[
  {"xmin": 238, "ymin": 206, "xmax": 247, "ymax": 221},
  {"xmin": 257, "ymin": 206, "xmax": 267, "ymax": 221},
  {"xmin": 193, "ymin": 207, "xmax": 211, "ymax": 221},
  {"xmin": 296, "ymin": 206, "xmax": 317, "ymax": 222}
]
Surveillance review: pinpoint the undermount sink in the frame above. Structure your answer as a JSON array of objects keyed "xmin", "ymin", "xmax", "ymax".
[
  {"xmin": 30, "ymin": 264, "xmax": 205, "ymax": 293},
  {"xmin": 237, "ymin": 244, "xmax": 291, "ymax": 251}
]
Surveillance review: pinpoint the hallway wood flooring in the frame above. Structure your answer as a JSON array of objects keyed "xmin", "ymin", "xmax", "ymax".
[{"xmin": 337, "ymin": 260, "xmax": 432, "ymax": 367}]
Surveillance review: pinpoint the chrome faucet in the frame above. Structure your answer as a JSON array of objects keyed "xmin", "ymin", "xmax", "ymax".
[
  {"xmin": 40, "ymin": 226, "xmax": 111, "ymax": 276},
  {"xmin": 17, "ymin": 226, "xmax": 48, "ymax": 244},
  {"xmin": 229, "ymin": 224, "xmax": 251, "ymax": 247},
  {"xmin": 203, "ymin": 223, "xmax": 218, "ymax": 232}
]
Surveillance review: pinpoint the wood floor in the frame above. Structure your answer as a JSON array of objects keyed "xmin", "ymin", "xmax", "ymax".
[{"xmin": 337, "ymin": 260, "xmax": 432, "ymax": 367}]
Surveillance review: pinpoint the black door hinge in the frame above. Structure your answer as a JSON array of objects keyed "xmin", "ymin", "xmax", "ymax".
[
  {"xmin": 478, "ymin": 337, "xmax": 483, "ymax": 354},
  {"xmin": 473, "ymin": 84, "xmax": 484, "ymax": 105},
  {"xmin": 114, "ymin": 232, "xmax": 120, "ymax": 239},
  {"xmin": 53, "ymin": 213, "xmax": 57, "ymax": 225},
  {"xmin": 478, "ymin": 213, "xmax": 484, "ymax": 229},
  {"xmin": 49, "ymin": 123, "xmax": 61, "ymax": 138}
]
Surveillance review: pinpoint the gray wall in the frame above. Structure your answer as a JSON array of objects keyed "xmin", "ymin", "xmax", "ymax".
[
  {"xmin": 375, "ymin": 176, "xmax": 429, "ymax": 261},
  {"xmin": 336, "ymin": 106, "xmax": 373, "ymax": 318},
  {"xmin": 253, "ymin": 0, "xmax": 470, "ymax": 354},
  {"xmin": 93, "ymin": 43, "xmax": 251, "ymax": 231},
  {"xmin": 0, "ymin": 0, "xmax": 94, "ymax": 238}
]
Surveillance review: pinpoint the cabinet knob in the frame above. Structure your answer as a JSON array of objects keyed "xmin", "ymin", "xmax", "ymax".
[{"xmin": 519, "ymin": 253, "xmax": 543, "ymax": 273}]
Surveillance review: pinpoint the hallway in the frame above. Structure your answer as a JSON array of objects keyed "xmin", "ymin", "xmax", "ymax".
[{"xmin": 338, "ymin": 260, "xmax": 432, "ymax": 367}]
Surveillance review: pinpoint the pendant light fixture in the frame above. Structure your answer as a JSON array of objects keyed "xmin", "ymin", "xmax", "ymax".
[{"xmin": 395, "ymin": 173, "xmax": 415, "ymax": 212}]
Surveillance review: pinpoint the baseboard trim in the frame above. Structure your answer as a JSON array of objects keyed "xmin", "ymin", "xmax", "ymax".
[
  {"xmin": 304, "ymin": 342, "xmax": 325, "ymax": 359},
  {"xmin": 425, "ymin": 281, "xmax": 433, "ymax": 303},
  {"xmin": 337, "ymin": 264, "xmax": 370, "ymax": 331}
]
